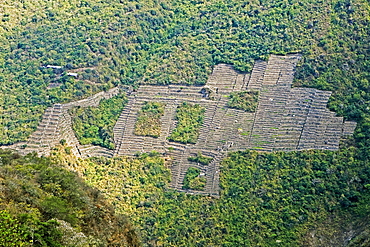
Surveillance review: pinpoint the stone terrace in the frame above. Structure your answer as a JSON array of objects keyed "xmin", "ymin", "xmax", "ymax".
[
  {"xmin": 112, "ymin": 54, "xmax": 356, "ymax": 197},
  {"xmin": 3, "ymin": 87, "xmax": 120, "ymax": 158},
  {"xmin": 1, "ymin": 54, "xmax": 357, "ymax": 197}
]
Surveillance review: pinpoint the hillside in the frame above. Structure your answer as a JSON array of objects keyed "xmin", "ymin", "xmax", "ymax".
[
  {"xmin": 0, "ymin": 0, "xmax": 369, "ymax": 145},
  {"xmin": 0, "ymin": 0, "xmax": 369, "ymax": 246},
  {"xmin": 50, "ymin": 142, "xmax": 370, "ymax": 246},
  {"xmin": 0, "ymin": 149, "xmax": 140, "ymax": 246}
]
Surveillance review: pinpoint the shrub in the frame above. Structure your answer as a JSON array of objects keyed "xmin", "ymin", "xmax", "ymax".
[
  {"xmin": 182, "ymin": 167, "xmax": 206, "ymax": 190},
  {"xmin": 228, "ymin": 91, "xmax": 259, "ymax": 112},
  {"xmin": 134, "ymin": 101, "xmax": 165, "ymax": 138},
  {"xmin": 168, "ymin": 102, "xmax": 205, "ymax": 144},
  {"xmin": 70, "ymin": 94, "xmax": 127, "ymax": 149},
  {"xmin": 188, "ymin": 152, "xmax": 213, "ymax": 165}
]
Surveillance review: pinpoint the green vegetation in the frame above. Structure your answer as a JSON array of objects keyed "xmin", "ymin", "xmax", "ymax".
[
  {"xmin": 217, "ymin": 149, "xmax": 369, "ymax": 245},
  {"xmin": 228, "ymin": 91, "xmax": 259, "ymax": 112},
  {"xmin": 0, "ymin": 210, "xmax": 28, "ymax": 247},
  {"xmin": 188, "ymin": 152, "xmax": 213, "ymax": 165},
  {"xmin": 65, "ymin": 145, "xmax": 367, "ymax": 246},
  {"xmin": 0, "ymin": 149, "xmax": 139, "ymax": 246},
  {"xmin": 69, "ymin": 93, "xmax": 127, "ymax": 149},
  {"xmin": 182, "ymin": 167, "xmax": 206, "ymax": 191},
  {"xmin": 134, "ymin": 101, "xmax": 165, "ymax": 138},
  {"xmin": 348, "ymin": 228, "xmax": 370, "ymax": 247},
  {"xmin": 1, "ymin": 0, "xmax": 370, "ymax": 246},
  {"xmin": 168, "ymin": 102, "xmax": 205, "ymax": 144},
  {"xmin": 71, "ymin": 151, "xmax": 171, "ymax": 216},
  {"xmin": 0, "ymin": 0, "xmax": 369, "ymax": 148}
]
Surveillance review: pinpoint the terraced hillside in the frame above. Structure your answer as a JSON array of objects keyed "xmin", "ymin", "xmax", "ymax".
[
  {"xmin": 2, "ymin": 87, "xmax": 120, "ymax": 158},
  {"xmin": 0, "ymin": 54, "xmax": 357, "ymax": 197},
  {"xmin": 115, "ymin": 54, "xmax": 355, "ymax": 196}
]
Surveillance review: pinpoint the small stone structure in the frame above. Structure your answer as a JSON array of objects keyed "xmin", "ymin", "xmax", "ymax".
[{"xmin": 1, "ymin": 54, "xmax": 357, "ymax": 197}]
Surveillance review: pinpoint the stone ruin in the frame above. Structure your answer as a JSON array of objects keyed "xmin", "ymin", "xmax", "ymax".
[
  {"xmin": 1, "ymin": 54, "xmax": 357, "ymax": 197},
  {"xmin": 3, "ymin": 87, "xmax": 120, "ymax": 158}
]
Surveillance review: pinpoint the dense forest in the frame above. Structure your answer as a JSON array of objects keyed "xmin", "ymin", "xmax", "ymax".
[
  {"xmin": 52, "ymin": 142, "xmax": 370, "ymax": 246},
  {"xmin": 0, "ymin": 149, "xmax": 140, "ymax": 246},
  {"xmin": 0, "ymin": 0, "xmax": 369, "ymax": 246}
]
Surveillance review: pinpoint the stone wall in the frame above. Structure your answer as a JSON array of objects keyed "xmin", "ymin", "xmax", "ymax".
[{"xmin": 1, "ymin": 55, "xmax": 357, "ymax": 197}]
